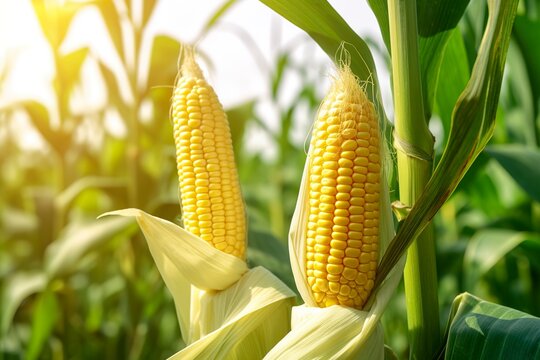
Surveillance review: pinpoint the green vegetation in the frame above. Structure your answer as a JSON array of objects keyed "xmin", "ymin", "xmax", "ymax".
[{"xmin": 1, "ymin": 0, "xmax": 540, "ymax": 359}]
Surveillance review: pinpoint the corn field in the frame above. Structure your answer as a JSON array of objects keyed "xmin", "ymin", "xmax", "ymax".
[{"xmin": 1, "ymin": 0, "xmax": 540, "ymax": 359}]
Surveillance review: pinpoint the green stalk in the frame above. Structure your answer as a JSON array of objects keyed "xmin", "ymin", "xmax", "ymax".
[{"xmin": 387, "ymin": 0, "xmax": 440, "ymax": 358}]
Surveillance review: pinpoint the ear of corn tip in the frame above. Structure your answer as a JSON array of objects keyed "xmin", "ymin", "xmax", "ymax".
[
  {"xmin": 305, "ymin": 65, "xmax": 381, "ymax": 309},
  {"xmin": 172, "ymin": 46, "xmax": 247, "ymax": 259}
]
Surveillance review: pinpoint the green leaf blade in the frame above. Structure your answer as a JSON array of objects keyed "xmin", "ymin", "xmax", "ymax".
[
  {"xmin": 445, "ymin": 293, "xmax": 540, "ymax": 359},
  {"xmin": 485, "ymin": 145, "xmax": 540, "ymax": 202}
]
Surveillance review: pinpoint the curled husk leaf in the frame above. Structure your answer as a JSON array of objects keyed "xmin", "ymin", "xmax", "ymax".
[{"xmin": 100, "ymin": 209, "xmax": 295, "ymax": 358}]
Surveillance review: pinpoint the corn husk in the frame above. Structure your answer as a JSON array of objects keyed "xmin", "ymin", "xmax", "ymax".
[{"xmin": 100, "ymin": 209, "xmax": 295, "ymax": 359}]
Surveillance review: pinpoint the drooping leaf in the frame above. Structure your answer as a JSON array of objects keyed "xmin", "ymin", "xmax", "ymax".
[
  {"xmin": 26, "ymin": 289, "xmax": 59, "ymax": 360},
  {"xmin": 462, "ymin": 229, "xmax": 540, "ymax": 290},
  {"xmin": 444, "ymin": 293, "xmax": 540, "ymax": 359},
  {"xmin": 258, "ymin": 0, "xmax": 384, "ymax": 115},
  {"xmin": 45, "ymin": 216, "xmax": 134, "ymax": 278},
  {"xmin": 55, "ymin": 176, "xmax": 126, "ymax": 213},
  {"xmin": 1, "ymin": 272, "xmax": 47, "ymax": 336},
  {"xmin": 376, "ymin": 0, "xmax": 519, "ymax": 286},
  {"xmin": 485, "ymin": 145, "xmax": 540, "ymax": 202}
]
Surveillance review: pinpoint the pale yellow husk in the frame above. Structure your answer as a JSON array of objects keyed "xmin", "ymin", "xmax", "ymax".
[{"xmin": 100, "ymin": 209, "xmax": 295, "ymax": 358}]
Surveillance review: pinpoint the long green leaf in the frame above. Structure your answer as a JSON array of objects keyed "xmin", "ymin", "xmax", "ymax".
[
  {"xmin": 1, "ymin": 272, "xmax": 47, "ymax": 336},
  {"xmin": 434, "ymin": 29, "xmax": 470, "ymax": 146},
  {"xmin": 513, "ymin": 15, "xmax": 540, "ymax": 108},
  {"xmin": 145, "ymin": 35, "xmax": 181, "ymax": 96},
  {"xmin": 462, "ymin": 229, "xmax": 540, "ymax": 290},
  {"xmin": 485, "ymin": 145, "xmax": 540, "ymax": 202},
  {"xmin": 376, "ymin": 0, "xmax": 519, "ymax": 287},
  {"xmin": 44, "ymin": 216, "xmax": 134, "ymax": 278},
  {"xmin": 367, "ymin": 0, "xmax": 470, "ymax": 115},
  {"xmin": 444, "ymin": 293, "xmax": 540, "ymax": 359},
  {"xmin": 26, "ymin": 289, "xmax": 59, "ymax": 360}
]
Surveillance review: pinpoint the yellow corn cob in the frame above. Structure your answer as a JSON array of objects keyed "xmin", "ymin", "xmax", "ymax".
[
  {"xmin": 306, "ymin": 66, "xmax": 380, "ymax": 309},
  {"xmin": 171, "ymin": 47, "xmax": 246, "ymax": 259}
]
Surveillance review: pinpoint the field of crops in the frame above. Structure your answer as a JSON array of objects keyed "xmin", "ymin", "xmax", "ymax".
[{"xmin": 1, "ymin": 1, "xmax": 539, "ymax": 359}]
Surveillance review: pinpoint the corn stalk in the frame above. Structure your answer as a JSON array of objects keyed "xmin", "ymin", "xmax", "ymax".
[{"xmin": 387, "ymin": 0, "xmax": 440, "ymax": 358}]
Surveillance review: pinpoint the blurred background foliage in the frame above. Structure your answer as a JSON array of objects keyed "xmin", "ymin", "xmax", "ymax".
[{"xmin": 0, "ymin": 0, "xmax": 539, "ymax": 359}]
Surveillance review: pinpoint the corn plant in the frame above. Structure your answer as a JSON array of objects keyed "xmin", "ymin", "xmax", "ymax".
[
  {"xmin": 3, "ymin": 0, "xmax": 540, "ymax": 359},
  {"xmin": 258, "ymin": 0, "xmax": 540, "ymax": 358}
]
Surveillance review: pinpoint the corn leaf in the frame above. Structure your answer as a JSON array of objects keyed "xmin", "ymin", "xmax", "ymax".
[
  {"xmin": 433, "ymin": 29, "xmax": 470, "ymax": 146},
  {"xmin": 57, "ymin": 47, "xmax": 89, "ymax": 104},
  {"xmin": 26, "ymin": 289, "xmax": 59, "ymax": 360},
  {"xmin": 145, "ymin": 35, "xmax": 181, "ymax": 96},
  {"xmin": 367, "ymin": 0, "xmax": 470, "ymax": 116},
  {"xmin": 376, "ymin": 0, "xmax": 519, "ymax": 285},
  {"xmin": 45, "ymin": 216, "xmax": 134, "ymax": 278},
  {"xmin": 258, "ymin": 0, "xmax": 384, "ymax": 115},
  {"xmin": 513, "ymin": 16, "xmax": 540, "ymax": 107},
  {"xmin": 55, "ymin": 176, "xmax": 126, "ymax": 213},
  {"xmin": 248, "ymin": 229, "xmax": 296, "ymax": 292},
  {"xmin": 485, "ymin": 145, "xmax": 540, "ymax": 202},
  {"xmin": 444, "ymin": 293, "xmax": 540, "ymax": 359},
  {"xmin": 171, "ymin": 267, "xmax": 295, "ymax": 359},
  {"xmin": 462, "ymin": 229, "xmax": 540, "ymax": 290},
  {"xmin": 1, "ymin": 272, "xmax": 47, "ymax": 336}
]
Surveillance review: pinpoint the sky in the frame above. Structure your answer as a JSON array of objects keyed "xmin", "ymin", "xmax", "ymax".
[{"xmin": 0, "ymin": 0, "xmax": 390, "ymax": 156}]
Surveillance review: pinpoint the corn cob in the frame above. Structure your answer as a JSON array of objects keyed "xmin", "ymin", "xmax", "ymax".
[
  {"xmin": 306, "ymin": 66, "xmax": 380, "ymax": 309},
  {"xmin": 171, "ymin": 47, "xmax": 246, "ymax": 259}
]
